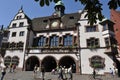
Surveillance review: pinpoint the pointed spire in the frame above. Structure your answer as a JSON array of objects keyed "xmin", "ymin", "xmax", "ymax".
[
  {"xmin": 19, "ymin": 5, "xmax": 23, "ymax": 13},
  {"xmin": 21, "ymin": 5, "xmax": 23, "ymax": 10}
]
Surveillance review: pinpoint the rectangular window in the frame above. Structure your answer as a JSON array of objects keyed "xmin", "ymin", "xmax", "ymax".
[
  {"xmin": 38, "ymin": 36, "xmax": 46, "ymax": 47},
  {"xmin": 50, "ymin": 36, "xmax": 58, "ymax": 47},
  {"xmin": 12, "ymin": 23, "xmax": 17, "ymax": 28},
  {"xmin": 19, "ymin": 22, "xmax": 24, "ymax": 27},
  {"xmin": 87, "ymin": 38, "xmax": 99, "ymax": 47},
  {"xmin": 104, "ymin": 37, "xmax": 110, "ymax": 46},
  {"xmin": 103, "ymin": 24, "xmax": 108, "ymax": 31},
  {"xmin": 64, "ymin": 35, "xmax": 72, "ymax": 46},
  {"xmin": 19, "ymin": 31, "xmax": 24, "ymax": 36},
  {"xmin": 86, "ymin": 25, "xmax": 97, "ymax": 32},
  {"xmin": 12, "ymin": 32, "xmax": 16, "ymax": 37}
]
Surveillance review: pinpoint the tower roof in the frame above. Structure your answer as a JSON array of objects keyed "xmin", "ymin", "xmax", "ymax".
[{"xmin": 55, "ymin": 0, "xmax": 64, "ymax": 7}]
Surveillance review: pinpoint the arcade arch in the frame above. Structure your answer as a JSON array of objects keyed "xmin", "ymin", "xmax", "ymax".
[
  {"xmin": 59, "ymin": 56, "xmax": 76, "ymax": 73},
  {"xmin": 41, "ymin": 56, "xmax": 57, "ymax": 72},
  {"xmin": 25, "ymin": 56, "xmax": 40, "ymax": 71}
]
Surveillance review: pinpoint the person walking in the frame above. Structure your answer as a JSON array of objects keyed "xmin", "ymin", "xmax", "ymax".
[
  {"xmin": 58, "ymin": 66, "xmax": 63, "ymax": 80},
  {"xmin": 109, "ymin": 68, "xmax": 115, "ymax": 77},
  {"xmin": 33, "ymin": 64, "xmax": 38, "ymax": 78},
  {"xmin": 93, "ymin": 68, "xmax": 96, "ymax": 79},
  {"xmin": 68, "ymin": 65, "xmax": 73, "ymax": 80},
  {"xmin": 41, "ymin": 65, "xmax": 45, "ymax": 80},
  {"xmin": 12, "ymin": 64, "xmax": 16, "ymax": 72},
  {"xmin": 1, "ymin": 67, "xmax": 6, "ymax": 80},
  {"xmin": 9, "ymin": 63, "xmax": 13, "ymax": 73}
]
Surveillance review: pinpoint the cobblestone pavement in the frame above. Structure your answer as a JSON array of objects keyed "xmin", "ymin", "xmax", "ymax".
[{"xmin": 2, "ymin": 71, "xmax": 120, "ymax": 80}]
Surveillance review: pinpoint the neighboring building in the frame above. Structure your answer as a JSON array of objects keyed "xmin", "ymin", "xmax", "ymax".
[
  {"xmin": 111, "ymin": 9, "xmax": 120, "ymax": 54},
  {"xmin": 4, "ymin": 7, "xmax": 32, "ymax": 69},
  {"xmin": 2, "ymin": 1, "xmax": 117, "ymax": 74},
  {"xmin": 0, "ymin": 25, "xmax": 9, "ymax": 57}
]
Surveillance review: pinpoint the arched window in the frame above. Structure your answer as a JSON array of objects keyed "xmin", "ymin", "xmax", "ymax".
[
  {"xmin": 89, "ymin": 56, "xmax": 105, "ymax": 68},
  {"xmin": 12, "ymin": 56, "xmax": 19, "ymax": 65},
  {"xmin": 4, "ymin": 56, "xmax": 11, "ymax": 66}
]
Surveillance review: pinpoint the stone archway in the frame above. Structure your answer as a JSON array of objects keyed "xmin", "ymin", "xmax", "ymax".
[
  {"xmin": 59, "ymin": 56, "xmax": 76, "ymax": 73},
  {"xmin": 25, "ymin": 56, "xmax": 39, "ymax": 71},
  {"xmin": 41, "ymin": 56, "xmax": 57, "ymax": 72}
]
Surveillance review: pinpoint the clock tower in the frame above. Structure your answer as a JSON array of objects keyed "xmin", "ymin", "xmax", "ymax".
[{"xmin": 54, "ymin": 0, "xmax": 65, "ymax": 17}]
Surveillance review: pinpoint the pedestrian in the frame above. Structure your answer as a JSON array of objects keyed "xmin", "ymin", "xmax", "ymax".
[
  {"xmin": 34, "ymin": 64, "xmax": 38, "ymax": 73},
  {"xmin": 109, "ymin": 68, "xmax": 115, "ymax": 77},
  {"xmin": 41, "ymin": 65, "xmax": 45, "ymax": 80},
  {"xmin": 93, "ymin": 68, "xmax": 96, "ymax": 79},
  {"xmin": 58, "ymin": 66, "xmax": 63, "ymax": 80},
  {"xmin": 68, "ymin": 65, "xmax": 73, "ymax": 80},
  {"xmin": 1, "ymin": 67, "xmax": 6, "ymax": 80},
  {"xmin": 9, "ymin": 63, "xmax": 13, "ymax": 73},
  {"xmin": 33, "ymin": 64, "xmax": 38, "ymax": 78},
  {"xmin": 12, "ymin": 64, "xmax": 16, "ymax": 72}
]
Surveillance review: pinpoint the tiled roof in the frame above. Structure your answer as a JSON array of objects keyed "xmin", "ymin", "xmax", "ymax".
[{"xmin": 32, "ymin": 12, "xmax": 81, "ymax": 31}]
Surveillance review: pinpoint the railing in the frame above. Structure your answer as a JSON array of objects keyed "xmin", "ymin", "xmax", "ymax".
[{"xmin": 27, "ymin": 46, "xmax": 79, "ymax": 54}]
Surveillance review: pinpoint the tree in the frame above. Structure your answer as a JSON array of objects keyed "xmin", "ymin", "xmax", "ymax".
[{"xmin": 34, "ymin": 0, "xmax": 120, "ymax": 25}]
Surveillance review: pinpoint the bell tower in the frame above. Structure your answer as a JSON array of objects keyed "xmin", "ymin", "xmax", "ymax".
[{"xmin": 54, "ymin": 0, "xmax": 65, "ymax": 17}]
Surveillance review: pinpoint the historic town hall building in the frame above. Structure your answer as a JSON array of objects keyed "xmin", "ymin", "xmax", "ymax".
[{"xmin": 0, "ymin": 1, "xmax": 118, "ymax": 74}]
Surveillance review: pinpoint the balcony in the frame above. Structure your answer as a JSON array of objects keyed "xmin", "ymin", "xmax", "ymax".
[{"xmin": 27, "ymin": 46, "xmax": 79, "ymax": 54}]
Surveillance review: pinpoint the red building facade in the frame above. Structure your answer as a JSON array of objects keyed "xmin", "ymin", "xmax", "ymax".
[{"xmin": 111, "ymin": 9, "xmax": 120, "ymax": 51}]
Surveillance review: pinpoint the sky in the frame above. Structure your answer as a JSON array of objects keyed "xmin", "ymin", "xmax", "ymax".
[{"xmin": 0, "ymin": 0, "xmax": 116, "ymax": 27}]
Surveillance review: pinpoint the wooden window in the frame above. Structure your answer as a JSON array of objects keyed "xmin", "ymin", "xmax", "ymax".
[
  {"xmin": 12, "ymin": 32, "xmax": 16, "ymax": 37},
  {"xmin": 87, "ymin": 38, "xmax": 99, "ymax": 47},
  {"xmin": 38, "ymin": 36, "xmax": 46, "ymax": 47},
  {"xmin": 86, "ymin": 25, "xmax": 98, "ymax": 32},
  {"xmin": 19, "ymin": 22, "xmax": 24, "ymax": 27},
  {"xmin": 63, "ymin": 35, "xmax": 73, "ymax": 46},
  {"xmin": 12, "ymin": 23, "xmax": 17, "ymax": 28},
  {"xmin": 19, "ymin": 31, "xmax": 24, "ymax": 36},
  {"xmin": 50, "ymin": 35, "xmax": 59, "ymax": 47}
]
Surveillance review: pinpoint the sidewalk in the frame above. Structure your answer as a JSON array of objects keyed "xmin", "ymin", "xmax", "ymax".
[{"xmin": 3, "ymin": 71, "xmax": 120, "ymax": 80}]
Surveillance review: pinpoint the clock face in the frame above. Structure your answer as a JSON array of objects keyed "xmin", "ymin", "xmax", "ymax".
[{"xmin": 51, "ymin": 21, "xmax": 59, "ymax": 27}]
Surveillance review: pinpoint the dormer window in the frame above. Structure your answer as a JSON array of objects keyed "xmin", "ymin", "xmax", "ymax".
[
  {"xmin": 12, "ymin": 23, "xmax": 17, "ymax": 28},
  {"xmin": 69, "ymin": 16, "xmax": 74, "ymax": 19},
  {"xmin": 16, "ymin": 15, "xmax": 22, "ymax": 19},
  {"xmin": 43, "ymin": 20, "xmax": 48, "ymax": 23},
  {"xmin": 19, "ymin": 22, "xmax": 24, "ymax": 27}
]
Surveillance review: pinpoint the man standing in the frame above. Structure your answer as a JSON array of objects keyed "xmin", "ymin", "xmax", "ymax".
[
  {"xmin": 1, "ymin": 67, "xmax": 6, "ymax": 80},
  {"xmin": 93, "ymin": 68, "xmax": 96, "ymax": 79},
  {"xmin": 68, "ymin": 65, "xmax": 73, "ymax": 80}
]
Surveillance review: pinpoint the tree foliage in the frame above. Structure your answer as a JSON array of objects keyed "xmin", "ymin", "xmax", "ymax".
[{"xmin": 34, "ymin": 0, "xmax": 120, "ymax": 25}]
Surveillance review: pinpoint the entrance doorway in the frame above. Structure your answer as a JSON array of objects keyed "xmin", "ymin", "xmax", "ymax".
[
  {"xmin": 41, "ymin": 56, "xmax": 57, "ymax": 72},
  {"xmin": 59, "ymin": 56, "xmax": 76, "ymax": 73},
  {"xmin": 25, "ymin": 56, "xmax": 39, "ymax": 71}
]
